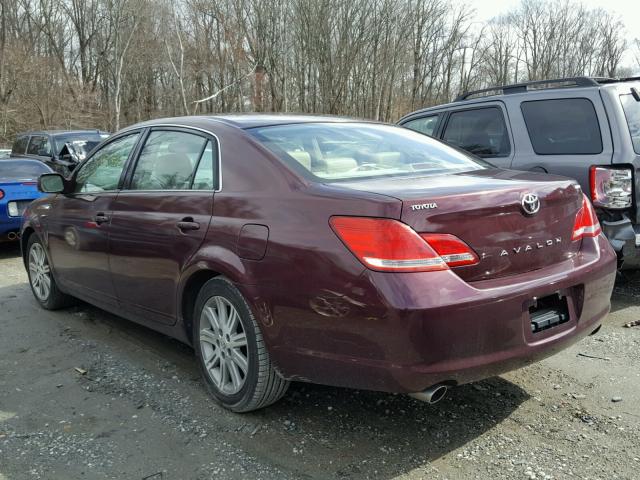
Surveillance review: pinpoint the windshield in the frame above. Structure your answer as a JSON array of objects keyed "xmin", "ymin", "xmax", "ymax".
[
  {"xmin": 620, "ymin": 94, "xmax": 640, "ymax": 154},
  {"xmin": 0, "ymin": 160, "xmax": 51, "ymax": 180},
  {"xmin": 56, "ymin": 133, "xmax": 109, "ymax": 160},
  {"xmin": 249, "ymin": 122, "xmax": 487, "ymax": 182}
]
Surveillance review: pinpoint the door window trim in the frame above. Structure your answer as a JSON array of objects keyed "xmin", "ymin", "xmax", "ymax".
[
  {"xmin": 120, "ymin": 125, "xmax": 222, "ymax": 193},
  {"xmin": 440, "ymin": 104, "xmax": 512, "ymax": 158},
  {"xmin": 69, "ymin": 130, "xmax": 144, "ymax": 196}
]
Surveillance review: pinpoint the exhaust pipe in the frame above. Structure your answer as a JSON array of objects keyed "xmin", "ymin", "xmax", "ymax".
[
  {"xmin": 408, "ymin": 384, "xmax": 449, "ymax": 404},
  {"xmin": 7, "ymin": 232, "xmax": 17, "ymax": 241}
]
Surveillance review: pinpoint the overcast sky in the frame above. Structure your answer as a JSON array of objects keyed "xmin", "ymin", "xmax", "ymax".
[{"xmin": 471, "ymin": 0, "xmax": 639, "ymax": 72}]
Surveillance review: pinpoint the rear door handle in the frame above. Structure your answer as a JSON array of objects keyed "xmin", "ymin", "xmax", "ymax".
[
  {"xmin": 177, "ymin": 218, "xmax": 200, "ymax": 231},
  {"xmin": 94, "ymin": 213, "xmax": 110, "ymax": 225}
]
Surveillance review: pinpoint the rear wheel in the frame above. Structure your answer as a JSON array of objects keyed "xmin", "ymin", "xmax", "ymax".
[
  {"xmin": 194, "ymin": 277, "xmax": 289, "ymax": 412},
  {"xmin": 26, "ymin": 235, "xmax": 73, "ymax": 310}
]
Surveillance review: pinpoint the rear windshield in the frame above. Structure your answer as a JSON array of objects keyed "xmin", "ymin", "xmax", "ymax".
[
  {"xmin": 620, "ymin": 94, "xmax": 640, "ymax": 154},
  {"xmin": 249, "ymin": 123, "xmax": 487, "ymax": 182},
  {"xmin": 0, "ymin": 160, "xmax": 51, "ymax": 180}
]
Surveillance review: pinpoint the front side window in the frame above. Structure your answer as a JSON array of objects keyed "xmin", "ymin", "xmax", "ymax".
[
  {"xmin": 403, "ymin": 115, "xmax": 440, "ymax": 137},
  {"xmin": 12, "ymin": 136, "xmax": 28, "ymax": 154},
  {"xmin": 27, "ymin": 135, "xmax": 52, "ymax": 156},
  {"xmin": 249, "ymin": 122, "xmax": 487, "ymax": 182},
  {"xmin": 620, "ymin": 94, "xmax": 640, "ymax": 154},
  {"xmin": 442, "ymin": 108, "xmax": 511, "ymax": 157},
  {"xmin": 74, "ymin": 133, "xmax": 139, "ymax": 193},
  {"xmin": 521, "ymin": 98, "xmax": 603, "ymax": 155},
  {"xmin": 130, "ymin": 131, "xmax": 211, "ymax": 190}
]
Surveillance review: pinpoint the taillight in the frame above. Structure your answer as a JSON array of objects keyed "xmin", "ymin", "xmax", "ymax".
[
  {"xmin": 572, "ymin": 194, "xmax": 602, "ymax": 241},
  {"xmin": 329, "ymin": 217, "xmax": 478, "ymax": 272},
  {"xmin": 0, "ymin": 189, "xmax": 4, "ymax": 200},
  {"xmin": 589, "ymin": 166, "xmax": 632, "ymax": 209},
  {"xmin": 419, "ymin": 233, "xmax": 479, "ymax": 267}
]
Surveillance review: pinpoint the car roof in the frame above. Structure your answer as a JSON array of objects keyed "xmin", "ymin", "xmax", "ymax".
[
  {"xmin": 399, "ymin": 76, "xmax": 640, "ymax": 122},
  {"xmin": 16, "ymin": 130, "xmax": 108, "ymax": 137},
  {"xmin": 128, "ymin": 114, "xmax": 378, "ymax": 131}
]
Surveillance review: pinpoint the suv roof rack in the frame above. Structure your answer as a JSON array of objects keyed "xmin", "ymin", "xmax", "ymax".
[{"xmin": 455, "ymin": 76, "xmax": 611, "ymax": 102}]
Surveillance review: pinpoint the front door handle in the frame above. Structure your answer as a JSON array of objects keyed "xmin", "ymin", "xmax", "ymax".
[
  {"xmin": 94, "ymin": 213, "xmax": 110, "ymax": 225},
  {"xmin": 177, "ymin": 218, "xmax": 200, "ymax": 231}
]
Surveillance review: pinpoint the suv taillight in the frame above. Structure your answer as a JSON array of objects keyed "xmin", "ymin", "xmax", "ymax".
[
  {"xmin": 329, "ymin": 216, "xmax": 478, "ymax": 272},
  {"xmin": 572, "ymin": 195, "xmax": 602, "ymax": 241},
  {"xmin": 589, "ymin": 166, "xmax": 632, "ymax": 209}
]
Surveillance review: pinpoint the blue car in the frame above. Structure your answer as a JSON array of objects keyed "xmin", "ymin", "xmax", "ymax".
[{"xmin": 0, "ymin": 159, "xmax": 52, "ymax": 241}]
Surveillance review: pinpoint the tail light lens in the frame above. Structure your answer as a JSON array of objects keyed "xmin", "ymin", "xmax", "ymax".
[
  {"xmin": 0, "ymin": 189, "xmax": 4, "ymax": 200},
  {"xmin": 572, "ymin": 194, "xmax": 602, "ymax": 241},
  {"xmin": 589, "ymin": 166, "xmax": 632, "ymax": 209},
  {"xmin": 419, "ymin": 233, "xmax": 479, "ymax": 267},
  {"xmin": 329, "ymin": 216, "xmax": 478, "ymax": 272}
]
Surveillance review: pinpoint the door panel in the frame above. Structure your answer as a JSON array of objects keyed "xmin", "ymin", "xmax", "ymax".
[
  {"xmin": 108, "ymin": 192, "xmax": 213, "ymax": 323},
  {"xmin": 47, "ymin": 193, "xmax": 118, "ymax": 303},
  {"xmin": 108, "ymin": 129, "xmax": 217, "ymax": 324},
  {"xmin": 47, "ymin": 132, "xmax": 141, "ymax": 303}
]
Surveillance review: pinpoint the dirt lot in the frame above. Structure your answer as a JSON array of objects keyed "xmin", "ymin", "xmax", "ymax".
[{"xmin": 0, "ymin": 242, "xmax": 639, "ymax": 480}]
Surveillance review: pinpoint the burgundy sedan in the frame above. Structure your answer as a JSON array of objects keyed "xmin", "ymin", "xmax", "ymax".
[{"xmin": 22, "ymin": 115, "xmax": 616, "ymax": 412}]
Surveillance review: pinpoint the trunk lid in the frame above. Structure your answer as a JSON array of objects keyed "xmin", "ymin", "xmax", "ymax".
[{"xmin": 338, "ymin": 169, "xmax": 583, "ymax": 281}]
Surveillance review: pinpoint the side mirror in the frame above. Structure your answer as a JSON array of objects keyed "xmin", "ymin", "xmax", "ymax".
[{"xmin": 38, "ymin": 173, "xmax": 66, "ymax": 193}]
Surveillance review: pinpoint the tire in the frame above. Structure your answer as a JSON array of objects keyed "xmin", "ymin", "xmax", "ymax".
[
  {"xmin": 26, "ymin": 234, "xmax": 74, "ymax": 310},
  {"xmin": 193, "ymin": 277, "xmax": 289, "ymax": 412}
]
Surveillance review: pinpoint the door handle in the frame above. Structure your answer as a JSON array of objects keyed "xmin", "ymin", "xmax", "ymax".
[
  {"xmin": 94, "ymin": 213, "xmax": 110, "ymax": 225},
  {"xmin": 177, "ymin": 218, "xmax": 200, "ymax": 231}
]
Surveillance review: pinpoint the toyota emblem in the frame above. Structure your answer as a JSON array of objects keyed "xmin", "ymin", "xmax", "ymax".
[{"xmin": 521, "ymin": 193, "xmax": 540, "ymax": 215}]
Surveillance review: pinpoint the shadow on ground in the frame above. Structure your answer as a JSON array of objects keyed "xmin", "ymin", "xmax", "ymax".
[
  {"xmin": 0, "ymin": 241, "xmax": 20, "ymax": 260},
  {"xmin": 40, "ymin": 294, "xmax": 529, "ymax": 479}
]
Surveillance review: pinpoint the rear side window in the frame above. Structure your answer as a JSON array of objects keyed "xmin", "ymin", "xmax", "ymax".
[
  {"xmin": 130, "ymin": 130, "xmax": 216, "ymax": 190},
  {"xmin": 521, "ymin": 99, "xmax": 603, "ymax": 155},
  {"xmin": 12, "ymin": 136, "xmax": 28, "ymax": 154},
  {"xmin": 620, "ymin": 94, "xmax": 640, "ymax": 154},
  {"xmin": 442, "ymin": 108, "xmax": 511, "ymax": 157},
  {"xmin": 27, "ymin": 135, "xmax": 52, "ymax": 156},
  {"xmin": 403, "ymin": 115, "xmax": 439, "ymax": 137}
]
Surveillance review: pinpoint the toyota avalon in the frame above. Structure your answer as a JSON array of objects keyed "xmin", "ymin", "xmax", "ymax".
[{"xmin": 22, "ymin": 115, "xmax": 616, "ymax": 412}]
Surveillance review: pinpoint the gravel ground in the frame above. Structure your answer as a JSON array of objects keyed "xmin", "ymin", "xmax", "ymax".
[{"xmin": 1, "ymin": 242, "xmax": 639, "ymax": 480}]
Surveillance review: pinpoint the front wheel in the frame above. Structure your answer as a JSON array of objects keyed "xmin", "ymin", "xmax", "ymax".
[
  {"xmin": 194, "ymin": 277, "xmax": 289, "ymax": 412},
  {"xmin": 26, "ymin": 235, "xmax": 74, "ymax": 310}
]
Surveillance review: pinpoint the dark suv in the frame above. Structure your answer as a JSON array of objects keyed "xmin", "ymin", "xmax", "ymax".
[
  {"xmin": 399, "ymin": 77, "xmax": 640, "ymax": 269},
  {"xmin": 11, "ymin": 130, "xmax": 110, "ymax": 175}
]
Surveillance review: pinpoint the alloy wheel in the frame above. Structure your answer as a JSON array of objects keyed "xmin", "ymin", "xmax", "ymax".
[
  {"xmin": 199, "ymin": 296, "xmax": 249, "ymax": 395},
  {"xmin": 28, "ymin": 243, "xmax": 51, "ymax": 301}
]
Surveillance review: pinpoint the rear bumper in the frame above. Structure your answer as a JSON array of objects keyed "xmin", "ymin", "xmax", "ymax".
[
  {"xmin": 267, "ymin": 234, "xmax": 617, "ymax": 393},
  {"xmin": 602, "ymin": 216, "xmax": 640, "ymax": 269},
  {"xmin": 0, "ymin": 216, "xmax": 21, "ymax": 238}
]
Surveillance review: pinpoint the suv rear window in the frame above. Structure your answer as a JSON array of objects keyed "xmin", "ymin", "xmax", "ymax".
[
  {"xmin": 620, "ymin": 94, "xmax": 640, "ymax": 154},
  {"xmin": 442, "ymin": 107, "xmax": 511, "ymax": 158},
  {"xmin": 249, "ymin": 123, "xmax": 487, "ymax": 182},
  {"xmin": 521, "ymin": 99, "xmax": 602, "ymax": 155}
]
